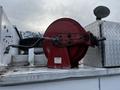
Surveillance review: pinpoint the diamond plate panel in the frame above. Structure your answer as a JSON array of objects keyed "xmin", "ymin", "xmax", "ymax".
[
  {"xmin": 84, "ymin": 21, "xmax": 103, "ymax": 67},
  {"xmin": 84, "ymin": 21, "xmax": 120, "ymax": 67},
  {"xmin": 102, "ymin": 21, "xmax": 120, "ymax": 67}
]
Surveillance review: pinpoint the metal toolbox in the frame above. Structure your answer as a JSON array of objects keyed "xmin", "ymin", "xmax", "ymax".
[{"xmin": 84, "ymin": 20, "xmax": 120, "ymax": 67}]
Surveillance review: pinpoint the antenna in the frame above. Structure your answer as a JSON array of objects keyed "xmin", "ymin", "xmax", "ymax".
[{"xmin": 93, "ymin": 6, "xmax": 110, "ymax": 20}]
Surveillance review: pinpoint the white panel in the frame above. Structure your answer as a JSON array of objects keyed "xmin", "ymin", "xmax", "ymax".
[
  {"xmin": 0, "ymin": 9, "xmax": 20, "ymax": 66},
  {"xmin": 101, "ymin": 75, "xmax": 120, "ymax": 90},
  {"xmin": 0, "ymin": 78, "xmax": 99, "ymax": 90},
  {"xmin": 54, "ymin": 57, "xmax": 62, "ymax": 64},
  {"xmin": 1, "ymin": 9, "xmax": 19, "ymax": 55}
]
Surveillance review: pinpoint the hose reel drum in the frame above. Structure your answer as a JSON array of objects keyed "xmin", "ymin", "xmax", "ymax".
[{"xmin": 43, "ymin": 18, "xmax": 105, "ymax": 68}]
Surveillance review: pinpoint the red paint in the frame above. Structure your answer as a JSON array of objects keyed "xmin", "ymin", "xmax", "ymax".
[{"xmin": 43, "ymin": 18, "xmax": 94, "ymax": 68}]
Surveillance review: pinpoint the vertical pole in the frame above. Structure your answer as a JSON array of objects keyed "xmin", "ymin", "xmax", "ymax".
[
  {"xmin": 28, "ymin": 48, "xmax": 35, "ymax": 66},
  {"xmin": 0, "ymin": 6, "xmax": 2, "ymax": 40},
  {"xmin": 98, "ymin": 77, "xmax": 101, "ymax": 90},
  {"xmin": 0, "ymin": 6, "xmax": 3, "ymax": 66}
]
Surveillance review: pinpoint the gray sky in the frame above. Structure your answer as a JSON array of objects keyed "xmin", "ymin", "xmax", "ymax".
[{"xmin": 0, "ymin": 0, "xmax": 120, "ymax": 33}]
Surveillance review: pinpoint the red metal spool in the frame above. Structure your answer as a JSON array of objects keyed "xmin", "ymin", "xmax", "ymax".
[{"xmin": 43, "ymin": 18, "xmax": 89, "ymax": 68}]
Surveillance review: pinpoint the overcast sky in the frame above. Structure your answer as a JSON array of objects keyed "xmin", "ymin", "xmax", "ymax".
[{"xmin": 0, "ymin": 0, "xmax": 120, "ymax": 33}]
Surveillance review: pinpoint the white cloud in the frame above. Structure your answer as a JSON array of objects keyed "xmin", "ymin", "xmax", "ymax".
[{"xmin": 0, "ymin": 0, "xmax": 120, "ymax": 33}]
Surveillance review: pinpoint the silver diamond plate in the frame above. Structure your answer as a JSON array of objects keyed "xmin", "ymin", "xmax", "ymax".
[
  {"xmin": 84, "ymin": 20, "xmax": 120, "ymax": 67},
  {"xmin": 102, "ymin": 21, "xmax": 120, "ymax": 67}
]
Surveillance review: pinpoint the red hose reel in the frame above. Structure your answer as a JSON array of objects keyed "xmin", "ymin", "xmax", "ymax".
[{"xmin": 43, "ymin": 18, "xmax": 99, "ymax": 69}]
